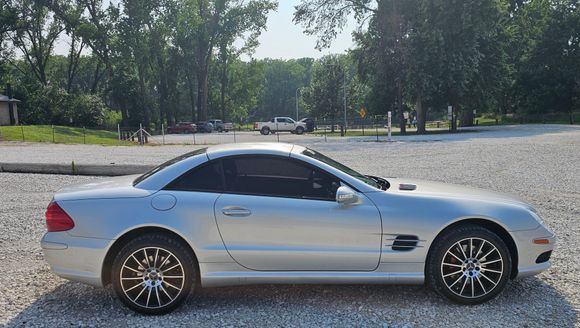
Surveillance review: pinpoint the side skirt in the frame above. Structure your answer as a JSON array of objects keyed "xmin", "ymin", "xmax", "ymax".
[{"xmin": 199, "ymin": 262, "xmax": 425, "ymax": 288}]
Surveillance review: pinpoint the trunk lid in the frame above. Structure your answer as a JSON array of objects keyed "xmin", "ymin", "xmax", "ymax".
[{"xmin": 54, "ymin": 175, "xmax": 154, "ymax": 201}]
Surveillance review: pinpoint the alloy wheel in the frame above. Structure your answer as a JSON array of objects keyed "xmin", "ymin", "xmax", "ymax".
[
  {"xmin": 440, "ymin": 237, "xmax": 504, "ymax": 299},
  {"xmin": 120, "ymin": 247, "xmax": 185, "ymax": 309}
]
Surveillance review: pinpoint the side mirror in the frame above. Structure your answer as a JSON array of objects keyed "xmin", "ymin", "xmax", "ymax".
[{"xmin": 336, "ymin": 186, "xmax": 359, "ymax": 206}]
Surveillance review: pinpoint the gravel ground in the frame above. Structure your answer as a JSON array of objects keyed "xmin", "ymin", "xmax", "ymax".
[{"xmin": 0, "ymin": 124, "xmax": 578, "ymax": 327}]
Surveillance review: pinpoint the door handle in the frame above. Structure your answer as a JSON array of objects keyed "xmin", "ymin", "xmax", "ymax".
[{"xmin": 222, "ymin": 206, "xmax": 252, "ymax": 217}]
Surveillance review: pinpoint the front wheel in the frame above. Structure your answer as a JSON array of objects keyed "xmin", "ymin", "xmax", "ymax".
[
  {"xmin": 426, "ymin": 225, "xmax": 512, "ymax": 305},
  {"xmin": 111, "ymin": 233, "xmax": 196, "ymax": 315},
  {"xmin": 295, "ymin": 126, "xmax": 305, "ymax": 135}
]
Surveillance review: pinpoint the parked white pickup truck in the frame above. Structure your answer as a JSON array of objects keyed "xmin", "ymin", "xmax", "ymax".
[{"xmin": 254, "ymin": 117, "xmax": 307, "ymax": 135}]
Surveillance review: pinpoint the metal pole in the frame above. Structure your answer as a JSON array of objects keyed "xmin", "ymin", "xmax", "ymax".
[
  {"xmin": 162, "ymin": 123, "xmax": 165, "ymax": 145},
  {"xmin": 388, "ymin": 111, "xmax": 392, "ymax": 142},
  {"xmin": 52, "ymin": 125, "xmax": 55, "ymax": 143},
  {"xmin": 117, "ymin": 124, "xmax": 121, "ymax": 144},
  {"xmin": 193, "ymin": 132, "xmax": 196, "ymax": 145},
  {"xmin": 21, "ymin": 125, "xmax": 24, "ymax": 141},
  {"xmin": 233, "ymin": 127, "xmax": 237, "ymax": 143},
  {"xmin": 295, "ymin": 88, "xmax": 300, "ymax": 121},
  {"xmin": 139, "ymin": 123, "xmax": 143, "ymax": 145},
  {"xmin": 343, "ymin": 69, "xmax": 347, "ymax": 133},
  {"xmin": 83, "ymin": 127, "xmax": 86, "ymax": 144}
]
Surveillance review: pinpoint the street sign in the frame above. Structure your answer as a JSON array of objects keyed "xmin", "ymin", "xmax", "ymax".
[{"xmin": 359, "ymin": 108, "xmax": 366, "ymax": 118}]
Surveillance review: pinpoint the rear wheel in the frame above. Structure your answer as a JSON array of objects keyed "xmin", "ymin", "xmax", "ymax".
[
  {"xmin": 217, "ymin": 127, "xmax": 223, "ymax": 133},
  {"xmin": 426, "ymin": 225, "xmax": 512, "ymax": 304},
  {"xmin": 111, "ymin": 233, "xmax": 196, "ymax": 315},
  {"xmin": 260, "ymin": 127, "xmax": 270, "ymax": 135}
]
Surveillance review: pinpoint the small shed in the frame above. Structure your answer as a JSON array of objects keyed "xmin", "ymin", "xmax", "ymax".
[{"xmin": 0, "ymin": 94, "xmax": 21, "ymax": 126}]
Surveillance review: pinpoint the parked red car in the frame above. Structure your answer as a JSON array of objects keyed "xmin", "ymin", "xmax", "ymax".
[{"xmin": 167, "ymin": 122, "xmax": 197, "ymax": 134}]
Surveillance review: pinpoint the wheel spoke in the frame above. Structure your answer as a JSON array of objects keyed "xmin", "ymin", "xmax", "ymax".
[
  {"xmin": 456, "ymin": 242, "xmax": 468, "ymax": 260},
  {"xmin": 449, "ymin": 275, "xmax": 464, "ymax": 288},
  {"xmin": 143, "ymin": 249, "xmax": 151, "ymax": 267},
  {"xmin": 164, "ymin": 280, "xmax": 182, "ymax": 291},
  {"xmin": 478, "ymin": 248, "xmax": 497, "ymax": 261},
  {"xmin": 482, "ymin": 268, "xmax": 502, "ymax": 274},
  {"xmin": 160, "ymin": 285, "xmax": 173, "ymax": 301},
  {"xmin": 443, "ymin": 270, "xmax": 462, "ymax": 278},
  {"xmin": 122, "ymin": 277, "xmax": 144, "ymax": 280},
  {"xmin": 469, "ymin": 238, "xmax": 474, "ymax": 258},
  {"xmin": 477, "ymin": 277, "xmax": 487, "ymax": 294},
  {"xmin": 155, "ymin": 286, "xmax": 161, "ymax": 307},
  {"xmin": 133, "ymin": 285, "xmax": 148, "ymax": 302},
  {"xmin": 443, "ymin": 262, "xmax": 463, "ymax": 268},
  {"xmin": 163, "ymin": 263, "xmax": 181, "ymax": 273},
  {"xmin": 163, "ymin": 275, "xmax": 185, "ymax": 279},
  {"xmin": 153, "ymin": 248, "xmax": 160, "ymax": 268},
  {"xmin": 123, "ymin": 265, "xmax": 142, "ymax": 274},
  {"xmin": 480, "ymin": 272, "xmax": 498, "ymax": 286},
  {"xmin": 471, "ymin": 277, "xmax": 475, "ymax": 297},
  {"xmin": 448, "ymin": 251, "xmax": 464, "ymax": 263},
  {"xmin": 476, "ymin": 240, "xmax": 486, "ymax": 258},
  {"xmin": 459, "ymin": 276, "xmax": 469, "ymax": 295},
  {"xmin": 481, "ymin": 259, "xmax": 502, "ymax": 266},
  {"xmin": 158, "ymin": 254, "xmax": 172, "ymax": 270},
  {"xmin": 124, "ymin": 282, "xmax": 144, "ymax": 293},
  {"xmin": 131, "ymin": 255, "xmax": 144, "ymax": 269},
  {"xmin": 146, "ymin": 286, "xmax": 152, "ymax": 307}
]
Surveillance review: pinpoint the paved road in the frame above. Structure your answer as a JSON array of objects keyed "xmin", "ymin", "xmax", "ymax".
[{"xmin": 0, "ymin": 124, "xmax": 579, "ymax": 327}]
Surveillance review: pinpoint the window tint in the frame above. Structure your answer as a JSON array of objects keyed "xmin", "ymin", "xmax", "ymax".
[
  {"xmin": 222, "ymin": 156, "xmax": 340, "ymax": 200},
  {"xmin": 164, "ymin": 161, "xmax": 223, "ymax": 192},
  {"xmin": 134, "ymin": 148, "xmax": 207, "ymax": 186},
  {"xmin": 276, "ymin": 118, "xmax": 287, "ymax": 123}
]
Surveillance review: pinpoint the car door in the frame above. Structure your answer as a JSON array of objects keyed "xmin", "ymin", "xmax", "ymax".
[{"xmin": 213, "ymin": 155, "xmax": 382, "ymax": 271}]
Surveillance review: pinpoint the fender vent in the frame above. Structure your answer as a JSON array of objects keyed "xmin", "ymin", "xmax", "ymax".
[{"xmin": 391, "ymin": 235, "xmax": 419, "ymax": 251}]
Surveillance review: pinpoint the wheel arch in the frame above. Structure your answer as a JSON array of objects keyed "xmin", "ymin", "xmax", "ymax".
[
  {"xmin": 101, "ymin": 226, "xmax": 200, "ymax": 286},
  {"xmin": 426, "ymin": 218, "xmax": 519, "ymax": 279}
]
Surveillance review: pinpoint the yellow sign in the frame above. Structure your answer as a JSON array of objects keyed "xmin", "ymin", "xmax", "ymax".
[{"xmin": 359, "ymin": 108, "xmax": 366, "ymax": 118}]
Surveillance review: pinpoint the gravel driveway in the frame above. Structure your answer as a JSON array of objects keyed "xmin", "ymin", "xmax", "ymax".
[{"xmin": 0, "ymin": 124, "xmax": 578, "ymax": 327}]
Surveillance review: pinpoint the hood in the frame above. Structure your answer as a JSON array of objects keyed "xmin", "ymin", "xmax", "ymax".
[
  {"xmin": 54, "ymin": 175, "xmax": 154, "ymax": 201},
  {"xmin": 384, "ymin": 178, "xmax": 531, "ymax": 208}
]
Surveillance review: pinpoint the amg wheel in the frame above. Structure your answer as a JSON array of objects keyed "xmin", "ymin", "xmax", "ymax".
[
  {"xmin": 111, "ymin": 233, "xmax": 196, "ymax": 314},
  {"xmin": 426, "ymin": 225, "xmax": 512, "ymax": 304}
]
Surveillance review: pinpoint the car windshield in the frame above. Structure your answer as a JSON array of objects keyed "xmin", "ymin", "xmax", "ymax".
[
  {"xmin": 133, "ymin": 148, "xmax": 208, "ymax": 186},
  {"xmin": 302, "ymin": 148, "xmax": 379, "ymax": 189}
]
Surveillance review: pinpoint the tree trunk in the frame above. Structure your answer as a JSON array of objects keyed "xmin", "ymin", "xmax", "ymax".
[
  {"xmin": 187, "ymin": 70, "xmax": 197, "ymax": 123},
  {"xmin": 197, "ymin": 66, "xmax": 209, "ymax": 121},
  {"xmin": 416, "ymin": 95, "xmax": 426, "ymax": 134},
  {"xmin": 451, "ymin": 104, "xmax": 458, "ymax": 132},
  {"xmin": 397, "ymin": 81, "xmax": 406, "ymax": 134}
]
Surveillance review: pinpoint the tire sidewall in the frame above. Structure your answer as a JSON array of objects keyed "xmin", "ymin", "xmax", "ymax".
[
  {"xmin": 261, "ymin": 127, "xmax": 270, "ymax": 135},
  {"xmin": 111, "ymin": 233, "xmax": 196, "ymax": 315},
  {"xmin": 427, "ymin": 225, "xmax": 512, "ymax": 305},
  {"xmin": 296, "ymin": 127, "xmax": 304, "ymax": 135}
]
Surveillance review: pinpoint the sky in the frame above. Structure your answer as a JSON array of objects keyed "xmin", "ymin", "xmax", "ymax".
[{"xmin": 54, "ymin": 0, "xmax": 358, "ymax": 60}]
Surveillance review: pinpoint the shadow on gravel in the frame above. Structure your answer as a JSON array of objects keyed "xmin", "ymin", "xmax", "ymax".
[{"xmin": 6, "ymin": 276, "xmax": 577, "ymax": 327}]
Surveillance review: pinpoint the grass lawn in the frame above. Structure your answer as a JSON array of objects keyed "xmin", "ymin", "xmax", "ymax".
[{"xmin": 0, "ymin": 125, "xmax": 134, "ymax": 145}]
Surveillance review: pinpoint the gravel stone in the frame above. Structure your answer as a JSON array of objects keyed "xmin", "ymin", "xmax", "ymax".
[{"xmin": 0, "ymin": 124, "xmax": 578, "ymax": 327}]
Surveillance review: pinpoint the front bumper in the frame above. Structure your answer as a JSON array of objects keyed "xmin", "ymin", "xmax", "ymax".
[
  {"xmin": 41, "ymin": 232, "xmax": 113, "ymax": 287},
  {"xmin": 511, "ymin": 225, "xmax": 556, "ymax": 279}
]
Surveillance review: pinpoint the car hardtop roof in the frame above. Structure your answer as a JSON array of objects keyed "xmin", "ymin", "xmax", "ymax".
[{"xmin": 206, "ymin": 142, "xmax": 305, "ymax": 159}]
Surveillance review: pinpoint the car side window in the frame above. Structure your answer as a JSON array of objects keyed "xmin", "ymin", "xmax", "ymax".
[
  {"xmin": 222, "ymin": 156, "xmax": 340, "ymax": 200},
  {"xmin": 164, "ymin": 161, "xmax": 223, "ymax": 193}
]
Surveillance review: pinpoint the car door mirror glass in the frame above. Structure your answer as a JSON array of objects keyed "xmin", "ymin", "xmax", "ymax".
[{"xmin": 336, "ymin": 186, "xmax": 358, "ymax": 205}]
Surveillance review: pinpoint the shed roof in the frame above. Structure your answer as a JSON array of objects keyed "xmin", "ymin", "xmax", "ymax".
[{"xmin": 0, "ymin": 94, "xmax": 21, "ymax": 103}]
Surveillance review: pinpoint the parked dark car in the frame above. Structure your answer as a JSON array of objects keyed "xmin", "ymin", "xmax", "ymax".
[
  {"xmin": 196, "ymin": 121, "xmax": 214, "ymax": 133},
  {"xmin": 299, "ymin": 118, "xmax": 316, "ymax": 132},
  {"xmin": 167, "ymin": 122, "xmax": 197, "ymax": 134}
]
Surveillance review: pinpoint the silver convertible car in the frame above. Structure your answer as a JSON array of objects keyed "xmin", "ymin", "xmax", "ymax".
[{"xmin": 42, "ymin": 143, "xmax": 555, "ymax": 314}]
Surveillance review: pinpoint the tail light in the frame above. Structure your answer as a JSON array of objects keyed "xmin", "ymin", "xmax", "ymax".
[
  {"xmin": 254, "ymin": 122, "xmax": 258, "ymax": 129},
  {"xmin": 45, "ymin": 201, "xmax": 75, "ymax": 232}
]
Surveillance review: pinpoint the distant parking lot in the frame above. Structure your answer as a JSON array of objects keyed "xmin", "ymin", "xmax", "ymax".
[{"xmin": 0, "ymin": 124, "xmax": 579, "ymax": 327}]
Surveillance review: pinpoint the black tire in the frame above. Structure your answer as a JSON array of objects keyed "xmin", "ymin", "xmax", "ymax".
[
  {"xmin": 217, "ymin": 127, "xmax": 223, "ymax": 133},
  {"xmin": 295, "ymin": 126, "xmax": 305, "ymax": 135},
  {"xmin": 111, "ymin": 233, "xmax": 196, "ymax": 315},
  {"xmin": 426, "ymin": 224, "xmax": 512, "ymax": 305},
  {"xmin": 260, "ymin": 127, "xmax": 270, "ymax": 135}
]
